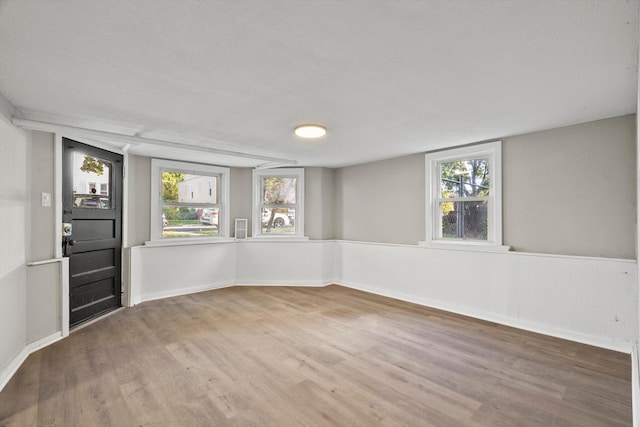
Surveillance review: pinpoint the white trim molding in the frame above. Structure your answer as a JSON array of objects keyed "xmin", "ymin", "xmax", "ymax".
[
  {"xmin": 0, "ymin": 331, "xmax": 64, "ymax": 392},
  {"xmin": 252, "ymin": 168, "xmax": 305, "ymax": 239},
  {"xmin": 150, "ymin": 159, "xmax": 230, "ymax": 242},
  {"xmin": 425, "ymin": 141, "xmax": 503, "ymax": 248}
]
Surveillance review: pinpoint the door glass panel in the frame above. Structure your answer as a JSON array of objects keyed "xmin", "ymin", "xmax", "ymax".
[{"xmin": 73, "ymin": 152, "xmax": 112, "ymax": 209}]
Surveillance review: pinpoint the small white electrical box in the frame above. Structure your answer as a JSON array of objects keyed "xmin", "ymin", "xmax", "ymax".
[{"xmin": 41, "ymin": 192, "xmax": 51, "ymax": 207}]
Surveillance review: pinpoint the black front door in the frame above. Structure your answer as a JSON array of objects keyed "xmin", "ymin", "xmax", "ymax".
[{"xmin": 62, "ymin": 138, "xmax": 123, "ymax": 327}]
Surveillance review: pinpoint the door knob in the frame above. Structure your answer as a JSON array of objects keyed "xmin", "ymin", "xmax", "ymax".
[{"xmin": 62, "ymin": 237, "xmax": 76, "ymax": 257}]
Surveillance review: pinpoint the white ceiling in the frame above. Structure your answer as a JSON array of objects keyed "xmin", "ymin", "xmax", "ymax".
[{"xmin": 0, "ymin": 0, "xmax": 638, "ymax": 168}]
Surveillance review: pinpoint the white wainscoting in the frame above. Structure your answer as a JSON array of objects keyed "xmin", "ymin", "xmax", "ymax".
[
  {"xmin": 335, "ymin": 240, "xmax": 638, "ymax": 352},
  {"xmin": 6, "ymin": 241, "xmax": 635, "ymax": 394},
  {"xmin": 129, "ymin": 242, "xmax": 237, "ymax": 304},
  {"xmin": 127, "ymin": 239, "xmax": 637, "ymax": 353},
  {"xmin": 236, "ymin": 240, "xmax": 334, "ymax": 286},
  {"xmin": 1, "ymin": 258, "xmax": 67, "ymax": 392},
  {"xmin": 129, "ymin": 240, "xmax": 335, "ymax": 305}
]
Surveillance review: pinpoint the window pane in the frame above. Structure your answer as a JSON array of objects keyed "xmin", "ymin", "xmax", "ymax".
[
  {"xmin": 440, "ymin": 158, "xmax": 490, "ymax": 198},
  {"xmin": 73, "ymin": 153, "xmax": 111, "ymax": 209},
  {"xmin": 262, "ymin": 177, "xmax": 297, "ymax": 204},
  {"xmin": 162, "ymin": 171, "xmax": 218, "ymax": 204},
  {"xmin": 162, "ymin": 206, "xmax": 219, "ymax": 238},
  {"xmin": 261, "ymin": 207, "xmax": 295, "ymax": 234},
  {"xmin": 440, "ymin": 200, "xmax": 488, "ymax": 240}
]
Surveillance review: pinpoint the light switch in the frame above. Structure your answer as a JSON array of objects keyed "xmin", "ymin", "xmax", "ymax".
[{"xmin": 41, "ymin": 192, "xmax": 51, "ymax": 207}]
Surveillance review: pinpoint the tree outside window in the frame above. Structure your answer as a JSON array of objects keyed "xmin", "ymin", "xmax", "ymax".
[
  {"xmin": 150, "ymin": 159, "xmax": 229, "ymax": 241},
  {"xmin": 253, "ymin": 168, "xmax": 304, "ymax": 238},
  {"xmin": 440, "ymin": 158, "xmax": 490, "ymax": 240},
  {"xmin": 425, "ymin": 141, "xmax": 502, "ymax": 246}
]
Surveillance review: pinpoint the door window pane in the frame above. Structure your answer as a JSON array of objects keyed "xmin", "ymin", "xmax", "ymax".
[{"xmin": 73, "ymin": 153, "xmax": 111, "ymax": 209}]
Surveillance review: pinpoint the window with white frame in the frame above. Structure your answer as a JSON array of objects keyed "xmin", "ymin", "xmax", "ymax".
[
  {"xmin": 425, "ymin": 141, "xmax": 503, "ymax": 247},
  {"xmin": 252, "ymin": 168, "xmax": 304, "ymax": 238},
  {"xmin": 150, "ymin": 159, "xmax": 230, "ymax": 241}
]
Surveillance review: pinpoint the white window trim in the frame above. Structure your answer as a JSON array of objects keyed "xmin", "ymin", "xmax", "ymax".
[
  {"xmin": 422, "ymin": 141, "xmax": 510, "ymax": 251},
  {"xmin": 149, "ymin": 159, "xmax": 230, "ymax": 243},
  {"xmin": 252, "ymin": 168, "xmax": 306, "ymax": 239}
]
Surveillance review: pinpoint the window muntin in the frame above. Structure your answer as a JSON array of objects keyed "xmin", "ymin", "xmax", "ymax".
[
  {"xmin": 151, "ymin": 159, "xmax": 229, "ymax": 241},
  {"xmin": 426, "ymin": 142, "xmax": 502, "ymax": 245},
  {"xmin": 253, "ymin": 169, "xmax": 304, "ymax": 238},
  {"xmin": 440, "ymin": 200, "xmax": 488, "ymax": 240},
  {"xmin": 437, "ymin": 158, "xmax": 490, "ymax": 240},
  {"xmin": 261, "ymin": 176, "xmax": 296, "ymax": 235}
]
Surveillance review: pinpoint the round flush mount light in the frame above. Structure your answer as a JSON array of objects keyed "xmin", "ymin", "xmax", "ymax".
[{"xmin": 294, "ymin": 124, "xmax": 327, "ymax": 139}]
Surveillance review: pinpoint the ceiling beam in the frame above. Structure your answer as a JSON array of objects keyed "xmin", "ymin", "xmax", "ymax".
[{"xmin": 11, "ymin": 118, "xmax": 298, "ymax": 165}]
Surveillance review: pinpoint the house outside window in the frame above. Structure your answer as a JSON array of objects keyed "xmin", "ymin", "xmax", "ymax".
[
  {"xmin": 150, "ymin": 159, "xmax": 229, "ymax": 241},
  {"xmin": 425, "ymin": 141, "xmax": 504, "ymax": 248},
  {"xmin": 252, "ymin": 168, "xmax": 304, "ymax": 238}
]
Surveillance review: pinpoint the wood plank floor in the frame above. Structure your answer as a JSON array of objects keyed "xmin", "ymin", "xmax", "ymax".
[{"xmin": 0, "ymin": 285, "xmax": 632, "ymax": 426}]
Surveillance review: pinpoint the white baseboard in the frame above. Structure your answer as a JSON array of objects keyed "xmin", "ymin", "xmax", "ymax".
[
  {"xmin": 141, "ymin": 280, "xmax": 332, "ymax": 302},
  {"xmin": 140, "ymin": 281, "xmax": 235, "ymax": 303},
  {"xmin": 235, "ymin": 280, "xmax": 333, "ymax": 287},
  {"xmin": 26, "ymin": 331, "xmax": 64, "ymax": 353},
  {"xmin": 0, "ymin": 331, "xmax": 63, "ymax": 392},
  {"xmin": 633, "ymin": 344, "xmax": 639, "ymax": 427},
  {"xmin": 0, "ymin": 347, "xmax": 29, "ymax": 393},
  {"xmin": 336, "ymin": 280, "xmax": 633, "ymax": 354}
]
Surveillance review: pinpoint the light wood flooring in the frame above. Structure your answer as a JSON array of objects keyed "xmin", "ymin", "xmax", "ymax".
[{"xmin": 0, "ymin": 285, "xmax": 632, "ymax": 426}]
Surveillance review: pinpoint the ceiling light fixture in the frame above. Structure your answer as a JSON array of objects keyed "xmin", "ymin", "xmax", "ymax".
[{"xmin": 294, "ymin": 124, "xmax": 327, "ymax": 139}]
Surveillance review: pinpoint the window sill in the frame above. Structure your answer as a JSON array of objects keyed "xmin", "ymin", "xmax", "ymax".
[
  {"xmin": 418, "ymin": 240, "xmax": 512, "ymax": 253},
  {"xmin": 144, "ymin": 237, "xmax": 236, "ymax": 248}
]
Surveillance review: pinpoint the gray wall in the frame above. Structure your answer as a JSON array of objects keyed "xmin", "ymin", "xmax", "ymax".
[
  {"xmin": 28, "ymin": 131, "xmax": 55, "ymax": 261},
  {"xmin": 26, "ymin": 130, "xmax": 58, "ymax": 343},
  {"xmin": 126, "ymin": 155, "xmax": 151, "ymax": 246},
  {"xmin": 124, "ymin": 161, "xmax": 335, "ymax": 242},
  {"xmin": 0, "ymin": 124, "xmax": 61, "ymax": 374},
  {"xmin": 502, "ymin": 115, "xmax": 636, "ymax": 259},
  {"xmin": 333, "ymin": 115, "xmax": 636, "ymax": 259},
  {"xmin": 305, "ymin": 167, "xmax": 336, "ymax": 240},
  {"xmin": 230, "ymin": 168, "xmax": 252, "ymax": 238},
  {"xmin": 0, "ymin": 113, "xmax": 28, "ymax": 378},
  {"xmin": 334, "ymin": 153, "xmax": 426, "ymax": 245},
  {"xmin": 228, "ymin": 166, "xmax": 336, "ymax": 239}
]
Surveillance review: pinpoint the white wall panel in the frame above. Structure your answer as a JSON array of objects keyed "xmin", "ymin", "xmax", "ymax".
[
  {"xmin": 236, "ymin": 240, "xmax": 333, "ymax": 286},
  {"xmin": 131, "ymin": 242, "xmax": 237, "ymax": 303},
  {"xmin": 128, "ymin": 239, "xmax": 636, "ymax": 352},
  {"xmin": 336, "ymin": 241, "xmax": 637, "ymax": 352},
  {"xmin": 0, "ymin": 114, "xmax": 28, "ymax": 391},
  {"xmin": 26, "ymin": 262, "xmax": 61, "ymax": 343},
  {"xmin": 129, "ymin": 240, "xmax": 335, "ymax": 305}
]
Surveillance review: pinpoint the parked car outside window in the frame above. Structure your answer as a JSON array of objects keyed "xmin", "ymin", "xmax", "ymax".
[
  {"xmin": 261, "ymin": 208, "xmax": 291, "ymax": 227},
  {"xmin": 200, "ymin": 208, "xmax": 219, "ymax": 227},
  {"xmin": 74, "ymin": 194, "xmax": 109, "ymax": 209}
]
